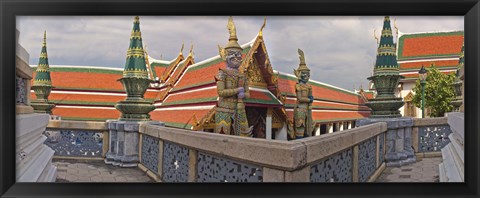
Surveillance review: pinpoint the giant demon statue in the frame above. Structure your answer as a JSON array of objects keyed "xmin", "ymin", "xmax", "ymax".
[
  {"xmin": 214, "ymin": 17, "xmax": 252, "ymax": 137},
  {"xmin": 293, "ymin": 49, "xmax": 314, "ymax": 139}
]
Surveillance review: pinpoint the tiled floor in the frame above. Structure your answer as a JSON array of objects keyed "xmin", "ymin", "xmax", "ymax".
[
  {"xmin": 375, "ymin": 157, "xmax": 442, "ymax": 182},
  {"xmin": 53, "ymin": 159, "xmax": 153, "ymax": 182}
]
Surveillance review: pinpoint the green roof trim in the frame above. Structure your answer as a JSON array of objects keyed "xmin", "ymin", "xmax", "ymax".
[
  {"xmin": 398, "ymin": 31, "xmax": 464, "ymax": 60},
  {"xmin": 164, "ymin": 121, "xmax": 193, "ymax": 129},
  {"xmin": 400, "ymin": 66, "xmax": 459, "ymax": 73},
  {"xmin": 60, "ymin": 117, "xmax": 115, "ymax": 121},
  {"xmin": 244, "ymin": 92, "xmax": 282, "ymax": 105},
  {"xmin": 397, "ymin": 54, "xmax": 461, "ymax": 61},
  {"xmin": 161, "ymin": 97, "xmax": 217, "ymax": 106},
  {"xmin": 31, "ymin": 66, "xmax": 123, "ymax": 75},
  {"xmin": 314, "ymin": 117, "xmax": 366, "ymax": 123},
  {"xmin": 184, "ymin": 46, "xmax": 251, "ymax": 72},
  {"xmin": 278, "ymin": 74, "xmax": 360, "ymax": 97},
  {"xmin": 47, "ymin": 86, "xmax": 124, "ymax": 92},
  {"xmin": 49, "ymin": 100, "xmax": 116, "ymax": 106},
  {"xmin": 172, "ymin": 80, "xmax": 216, "ymax": 92},
  {"xmin": 150, "ymin": 62, "xmax": 170, "ymax": 78},
  {"xmin": 282, "ymin": 92, "xmax": 364, "ymax": 106},
  {"xmin": 284, "ymin": 104, "xmax": 369, "ymax": 111}
]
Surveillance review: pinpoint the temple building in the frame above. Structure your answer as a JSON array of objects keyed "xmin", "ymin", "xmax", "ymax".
[
  {"xmin": 366, "ymin": 30, "xmax": 464, "ymax": 118},
  {"xmin": 30, "ymin": 17, "xmax": 371, "ymax": 140},
  {"xmin": 396, "ymin": 30, "xmax": 463, "ymax": 117}
]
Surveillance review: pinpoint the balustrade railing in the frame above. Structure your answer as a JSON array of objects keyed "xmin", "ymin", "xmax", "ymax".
[
  {"xmin": 44, "ymin": 120, "xmax": 109, "ymax": 159},
  {"xmin": 138, "ymin": 121, "xmax": 388, "ymax": 182}
]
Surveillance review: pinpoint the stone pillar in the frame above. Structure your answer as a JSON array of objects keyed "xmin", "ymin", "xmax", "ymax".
[
  {"xmin": 105, "ymin": 120, "xmax": 163, "ymax": 167},
  {"xmin": 328, "ymin": 123, "xmax": 333, "ymax": 133},
  {"xmin": 315, "ymin": 125, "xmax": 320, "ymax": 136},
  {"xmin": 339, "ymin": 122, "xmax": 344, "ymax": 131},
  {"xmin": 266, "ymin": 108, "xmax": 272, "ymax": 140},
  {"xmin": 356, "ymin": 117, "xmax": 415, "ymax": 167}
]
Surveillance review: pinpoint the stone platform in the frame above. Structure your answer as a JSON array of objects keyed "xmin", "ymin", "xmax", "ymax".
[
  {"xmin": 375, "ymin": 157, "xmax": 442, "ymax": 182},
  {"xmin": 54, "ymin": 159, "xmax": 153, "ymax": 182}
]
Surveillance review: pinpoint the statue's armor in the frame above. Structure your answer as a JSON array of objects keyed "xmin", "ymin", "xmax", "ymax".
[
  {"xmin": 294, "ymin": 83, "xmax": 313, "ymax": 138},
  {"xmin": 215, "ymin": 69, "xmax": 250, "ymax": 135}
]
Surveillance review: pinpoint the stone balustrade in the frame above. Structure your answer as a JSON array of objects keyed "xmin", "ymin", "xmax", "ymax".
[
  {"xmin": 45, "ymin": 120, "xmax": 109, "ymax": 159},
  {"xmin": 412, "ymin": 117, "xmax": 452, "ymax": 158},
  {"xmin": 41, "ymin": 117, "xmax": 453, "ymax": 182},
  {"xmin": 137, "ymin": 122, "xmax": 388, "ymax": 182}
]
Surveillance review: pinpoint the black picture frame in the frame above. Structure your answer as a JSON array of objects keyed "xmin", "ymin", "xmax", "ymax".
[{"xmin": 1, "ymin": 0, "xmax": 479, "ymax": 197}]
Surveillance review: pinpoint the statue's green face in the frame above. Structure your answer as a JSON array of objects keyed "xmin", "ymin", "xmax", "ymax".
[
  {"xmin": 226, "ymin": 48, "xmax": 242, "ymax": 69},
  {"xmin": 300, "ymin": 71, "xmax": 310, "ymax": 83}
]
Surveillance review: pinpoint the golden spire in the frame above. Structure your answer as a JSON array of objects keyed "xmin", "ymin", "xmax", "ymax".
[
  {"xmin": 224, "ymin": 16, "xmax": 241, "ymax": 50},
  {"xmin": 143, "ymin": 43, "xmax": 154, "ymax": 80},
  {"xmin": 259, "ymin": 16, "xmax": 266, "ymax": 37},
  {"xmin": 394, "ymin": 18, "xmax": 399, "ymax": 40},
  {"xmin": 373, "ymin": 29, "xmax": 379, "ymax": 44},
  {"xmin": 179, "ymin": 42, "xmax": 184, "ymax": 56},
  {"xmin": 188, "ymin": 44, "xmax": 194, "ymax": 57}
]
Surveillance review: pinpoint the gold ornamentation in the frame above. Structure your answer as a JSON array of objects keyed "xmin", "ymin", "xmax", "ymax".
[
  {"xmin": 259, "ymin": 16, "xmax": 266, "ymax": 37},
  {"xmin": 381, "ymin": 29, "xmax": 393, "ymax": 37},
  {"xmin": 188, "ymin": 44, "xmax": 194, "ymax": 57},
  {"xmin": 130, "ymin": 30, "xmax": 142, "ymax": 39},
  {"xmin": 218, "ymin": 45, "xmax": 226, "ymax": 60},
  {"xmin": 247, "ymin": 58, "xmax": 266, "ymax": 85},
  {"xmin": 374, "ymin": 29, "xmax": 379, "ymax": 44},
  {"xmin": 404, "ymin": 91, "xmax": 414, "ymax": 102},
  {"xmin": 294, "ymin": 48, "xmax": 310, "ymax": 78},
  {"xmin": 179, "ymin": 42, "xmax": 184, "ymax": 56}
]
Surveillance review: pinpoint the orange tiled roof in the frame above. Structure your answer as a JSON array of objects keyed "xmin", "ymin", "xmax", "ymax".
[
  {"xmin": 398, "ymin": 31, "xmax": 463, "ymax": 60},
  {"xmin": 31, "ymin": 66, "xmax": 124, "ymax": 91}
]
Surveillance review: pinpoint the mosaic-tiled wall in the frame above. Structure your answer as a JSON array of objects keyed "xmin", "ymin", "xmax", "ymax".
[
  {"xmin": 418, "ymin": 125, "xmax": 452, "ymax": 152},
  {"xmin": 378, "ymin": 133, "xmax": 385, "ymax": 167},
  {"xmin": 16, "ymin": 75, "xmax": 27, "ymax": 104},
  {"xmin": 44, "ymin": 130, "xmax": 103, "ymax": 157},
  {"xmin": 162, "ymin": 142, "xmax": 189, "ymax": 182},
  {"xmin": 197, "ymin": 152, "xmax": 263, "ymax": 182},
  {"xmin": 141, "ymin": 135, "xmax": 159, "ymax": 173},
  {"xmin": 310, "ymin": 148, "xmax": 353, "ymax": 182},
  {"xmin": 358, "ymin": 137, "xmax": 377, "ymax": 182}
]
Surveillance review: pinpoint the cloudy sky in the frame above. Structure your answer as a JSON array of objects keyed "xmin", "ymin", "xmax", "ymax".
[{"xmin": 16, "ymin": 16, "xmax": 463, "ymax": 91}]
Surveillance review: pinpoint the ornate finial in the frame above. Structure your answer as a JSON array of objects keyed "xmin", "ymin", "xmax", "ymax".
[
  {"xmin": 43, "ymin": 30, "xmax": 47, "ymax": 46},
  {"xmin": 227, "ymin": 16, "xmax": 237, "ymax": 40},
  {"xmin": 259, "ymin": 16, "xmax": 267, "ymax": 37},
  {"xmin": 373, "ymin": 29, "xmax": 379, "ymax": 44},
  {"xmin": 123, "ymin": 15, "xmax": 148, "ymax": 78},
  {"xmin": 224, "ymin": 16, "xmax": 241, "ymax": 50},
  {"xmin": 294, "ymin": 48, "xmax": 310, "ymax": 78},
  {"xmin": 143, "ymin": 43, "xmax": 154, "ymax": 80},
  {"xmin": 179, "ymin": 42, "xmax": 184, "ymax": 56},
  {"xmin": 218, "ymin": 45, "xmax": 226, "ymax": 60},
  {"xmin": 298, "ymin": 48, "xmax": 306, "ymax": 66},
  {"xmin": 188, "ymin": 44, "xmax": 194, "ymax": 57},
  {"xmin": 394, "ymin": 18, "xmax": 399, "ymax": 40}
]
